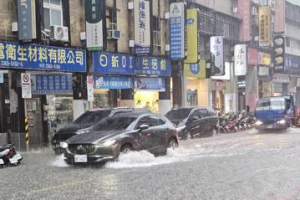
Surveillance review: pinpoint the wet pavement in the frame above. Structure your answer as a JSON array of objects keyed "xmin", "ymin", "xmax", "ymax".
[{"xmin": 2, "ymin": 128, "xmax": 300, "ymax": 200}]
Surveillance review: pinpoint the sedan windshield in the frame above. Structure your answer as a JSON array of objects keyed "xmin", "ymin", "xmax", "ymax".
[
  {"xmin": 165, "ymin": 108, "xmax": 193, "ymax": 120},
  {"xmin": 74, "ymin": 111, "xmax": 110, "ymax": 124},
  {"xmin": 93, "ymin": 117, "xmax": 137, "ymax": 131}
]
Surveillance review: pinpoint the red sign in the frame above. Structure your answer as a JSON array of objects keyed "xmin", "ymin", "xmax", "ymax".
[
  {"xmin": 238, "ymin": 0, "xmax": 251, "ymax": 41},
  {"xmin": 248, "ymin": 48, "xmax": 258, "ymax": 66}
]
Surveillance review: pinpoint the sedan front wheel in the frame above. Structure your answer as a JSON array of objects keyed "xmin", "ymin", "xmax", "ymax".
[{"xmin": 168, "ymin": 138, "xmax": 178, "ymax": 149}]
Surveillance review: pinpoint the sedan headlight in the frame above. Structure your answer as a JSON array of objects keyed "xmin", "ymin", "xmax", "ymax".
[
  {"xmin": 101, "ymin": 140, "xmax": 117, "ymax": 147},
  {"xmin": 255, "ymin": 120, "xmax": 263, "ymax": 126},
  {"xmin": 277, "ymin": 119, "xmax": 286, "ymax": 124},
  {"xmin": 60, "ymin": 142, "xmax": 68, "ymax": 149}
]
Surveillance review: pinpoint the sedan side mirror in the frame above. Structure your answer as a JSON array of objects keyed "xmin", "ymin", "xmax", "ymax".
[
  {"xmin": 139, "ymin": 124, "xmax": 149, "ymax": 130},
  {"xmin": 193, "ymin": 116, "xmax": 199, "ymax": 121}
]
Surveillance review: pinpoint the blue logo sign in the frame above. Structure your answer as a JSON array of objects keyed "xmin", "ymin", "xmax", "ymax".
[
  {"xmin": 93, "ymin": 53, "xmax": 171, "ymax": 77},
  {"xmin": 32, "ymin": 74, "xmax": 73, "ymax": 95},
  {"xmin": 190, "ymin": 63, "xmax": 200, "ymax": 75},
  {"xmin": 187, "ymin": 18, "xmax": 194, "ymax": 24},
  {"xmin": 93, "ymin": 52, "xmax": 135, "ymax": 75},
  {"xmin": 134, "ymin": 77, "xmax": 165, "ymax": 91},
  {"xmin": 0, "ymin": 41, "xmax": 86, "ymax": 72},
  {"xmin": 134, "ymin": 57, "xmax": 171, "ymax": 77},
  {"xmin": 94, "ymin": 76, "xmax": 133, "ymax": 89}
]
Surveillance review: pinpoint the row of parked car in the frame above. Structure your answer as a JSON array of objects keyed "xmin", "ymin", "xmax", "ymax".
[{"xmin": 52, "ymin": 107, "xmax": 219, "ymax": 164}]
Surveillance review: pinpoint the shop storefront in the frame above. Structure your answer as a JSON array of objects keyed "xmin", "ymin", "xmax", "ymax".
[
  {"xmin": 0, "ymin": 41, "xmax": 86, "ymax": 147},
  {"xmin": 257, "ymin": 52, "xmax": 272, "ymax": 98},
  {"xmin": 91, "ymin": 52, "xmax": 172, "ymax": 114},
  {"xmin": 184, "ymin": 60, "xmax": 209, "ymax": 107},
  {"xmin": 272, "ymin": 74, "xmax": 290, "ymax": 96}
]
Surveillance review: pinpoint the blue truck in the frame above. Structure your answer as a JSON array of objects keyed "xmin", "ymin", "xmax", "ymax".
[{"xmin": 254, "ymin": 95, "xmax": 295, "ymax": 130}]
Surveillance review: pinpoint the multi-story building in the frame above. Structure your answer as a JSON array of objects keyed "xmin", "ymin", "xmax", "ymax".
[{"xmin": 0, "ymin": 0, "xmax": 173, "ymax": 149}]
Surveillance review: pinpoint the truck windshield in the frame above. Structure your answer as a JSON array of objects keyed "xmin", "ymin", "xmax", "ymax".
[{"xmin": 256, "ymin": 98, "xmax": 285, "ymax": 111}]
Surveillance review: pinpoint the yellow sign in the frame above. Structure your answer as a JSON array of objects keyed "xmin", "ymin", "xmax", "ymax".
[
  {"xmin": 259, "ymin": 6, "xmax": 271, "ymax": 47},
  {"xmin": 184, "ymin": 59, "xmax": 206, "ymax": 78},
  {"xmin": 258, "ymin": 52, "xmax": 271, "ymax": 66},
  {"xmin": 185, "ymin": 9, "xmax": 199, "ymax": 63}
]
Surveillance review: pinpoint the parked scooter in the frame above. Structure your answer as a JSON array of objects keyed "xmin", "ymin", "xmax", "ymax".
[{"xmin": 0, "ymin": 144, "xmax": 22, "ymax": 167}]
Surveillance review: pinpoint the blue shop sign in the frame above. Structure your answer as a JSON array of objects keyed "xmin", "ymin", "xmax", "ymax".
[
  {"xmin": 94, "ymin": 76, "xmax": 133, "ymax": 89},
  {"xmin": 285, "ymin": 54, "xmax": 300, "ymax": 74},
  {"xmin": 93, "ymin": 52, "xmax": 135, "ymax": 75},
  {"xmin": 0, "ymin": 41, "xmax": 86, "ymax": 72},
  {"xmin": 32, "ymin": 74, "xmax": 73, "ymax": 95},
  {"xmin": 134, "ymin": 77, "xmax": 165, "ymax": 91},
  {"xmin": 135, "ymin": 57, "xmax": 171, "ymax": 77}
]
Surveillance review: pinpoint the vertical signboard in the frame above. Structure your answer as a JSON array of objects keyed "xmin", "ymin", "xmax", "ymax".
[
  {"xmin": 170, "ymin": 2, "xmax": 185, "ymax": 60},
  {"xmin": 238, "ymin": 0, "xmax": 251, "ymax": 42},
  {"xmin": 17, "ymin": 0, "xmax": 37, "ymax": 41},
  {"xmin": 87, "ymin": 76, "xmax": 94, "ymax": 102},
  {"xmin": 210, "ymin": 36, "xmax": 224, "ymax": 76},
  {"xmin": 259, "ymin": 6, "xmax": 271, "ymax": 47},
  {"xmin": 273, "ymin": 35, "xmax": 285, "ymax": 73},
  {"xmin": 234, "ymin": 44, "xmax": 247, "ymax": 76},
  {"xmin": 85, "ymin": 0, "xmax": 106, "ymax": 51},
  {"xmin": 186, "ymin": 9, "xmax": 199, "ymax": 63},
  {"xmin": 274, "ymin": 0, "xmax": 285, "ymax": 33},
  {"xmin": 21, "ymin": 73, "xmax": 32, "ymax": 99},
  {"xmin": 134, "ymin": 0, "xmax": 151, "ymax": 55},
  {"xmin": 248, "ymin": 47, "xmax": 258, "ymax": 66}
]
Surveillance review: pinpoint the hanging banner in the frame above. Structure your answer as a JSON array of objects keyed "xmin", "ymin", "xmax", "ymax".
[
  {"xmin": 238, "ymin": 0, "xmax": 251, "ymax": 41},
  {"xmin": 248, "ymin": 47, "xmax": 258, "ymax": 66},
  {"xmin": 170, "ymin": 2, "xmax": 185, "ymax": 60},
  {"xmin": 134, "ymin": 0, "xmax": 151, "ymax": 55},
  {"xmin": 210, "ymin": 36, "xmax": 224, "ymax": 76},
  {"xmin": 135, "ymin": 57, "xmax": 171, "ymax": 77},
  {"xmin": 94, "ymin": 76, "xmax": 133, "ymax": 89},
  {"xmin": 17, "ymin": 0, "xmax": 37, "ymax": 41},
  {"xmin": 184, "ymin": 59, "xmax": 206, "ymax": 78},
  {"xmin": 211, "ymin": 62, "xmax": 231, "ymax": 81},
  {"xmin": 234, "ymin": 44, "xmax": 247, "ymax": 76},
  {"xmin": 273, "ymin": 35, "xmax": 285, "ymax": 73},
  {"xmin": 274, "ymin": 0, "xmax": 285, "ymax": 33},
  {"xmin": 259, "ymin": 6, "xmax": 271, "ymax": 47},
  {"xmin": 85, "ymin": 0, "xmax": 106, "ymax": 51},
  {"xmin": 21, "ymin": 73, "xmax": 32, "ymax": 99},
  {"xmin": 186, "ymin": 9, "xmax": 199, "ymax": 63},
  {"xmin": 134, "ymin": 77, "xmax": 165, "ymax": 91},
  {"xmin": 0, "ymin": 41, "xmax": 86, "ymax": 72}
]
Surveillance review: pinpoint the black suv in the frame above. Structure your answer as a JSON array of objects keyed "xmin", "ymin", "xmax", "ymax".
[
  {"xmin": 51, "ymin": 107, "xmax": 151, "ymax": 154},
  {"xmin": 165, "ymin": 107, "xmax": 218, "ymax": 140}
]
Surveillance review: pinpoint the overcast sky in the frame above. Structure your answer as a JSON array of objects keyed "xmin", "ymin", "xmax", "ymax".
[{"xmin": 287, "ymin": 0, "xmax": 300, "ymax": 6}]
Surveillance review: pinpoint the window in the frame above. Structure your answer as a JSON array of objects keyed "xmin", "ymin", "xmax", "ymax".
[
  {"xmin": 43, "ymin": 0, "xmax": 63, "ymax": 30},
  {"xmin": 137, "ymin": 116, "xmax": 160, "ymax": 128},
  {"xmin": 106, "ymin": 8, "xmax": 117, "ymax": 30},
  {"xmin": 153, "ymin": 16, "xmax": 161, "ymax": 46},
  {"xmin": 199, "ymin": 109, "xmax": 209, "ymax": 118}
]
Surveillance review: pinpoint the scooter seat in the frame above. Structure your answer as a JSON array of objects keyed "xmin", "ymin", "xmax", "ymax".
[{"xmin": 0, "ymin": 144, "xmax": 13, "ymax": 151}]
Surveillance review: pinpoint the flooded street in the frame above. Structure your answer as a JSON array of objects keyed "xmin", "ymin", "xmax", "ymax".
[{"xmin": 2, "ymin": 128, "xmax": 300, "ymax": 200}]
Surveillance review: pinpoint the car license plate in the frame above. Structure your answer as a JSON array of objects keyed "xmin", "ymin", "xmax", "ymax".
[{"xmin": 74, "ymin": 155, "xmax": 87, "ymax": 163}]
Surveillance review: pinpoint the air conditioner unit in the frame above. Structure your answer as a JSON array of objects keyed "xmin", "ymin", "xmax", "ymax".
[
  {"xmin": 50, "ymin": 25, "xmax": 69, "ymax": 42},
  {"xmin": 107, "ymin": 30, "xmax": 121, "ymax": 40},
  {"xmin": 232, "ymin": 7, "xmax": 238, "ymax": 13}
]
